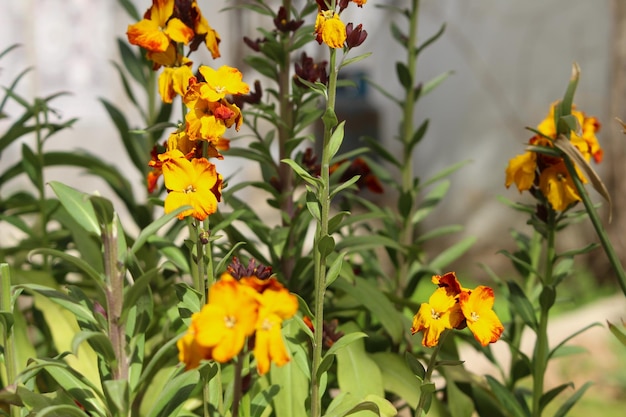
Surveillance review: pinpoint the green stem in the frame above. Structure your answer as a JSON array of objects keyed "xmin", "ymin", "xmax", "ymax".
[
  {"xmin": 396, "ymin": 0, "xmax": 420, "ymax": 296},
  {"xmin": 278, "ymin": 0, "xmax": 296, "ymax": 280},
  {"xmin": 34, "ymin": 103, "xmax": 50, "ymax": 271},
  {"xmin": 531, "ymin": 213, "xmax": 556, "ymax": 417},
  {"xmin": 0, "ymin": 264, "xmax": 19, "ymax": 417},
  {"xmin": 231, "ymin": 351, "xmax": 245, "ymax": 417},
  {"xmin": 564, "ymin": 157, "xmax": 626, "ymax": 296},
  {"xmin": 311, "ymin": 46, "xmax": 339, "ymax": 417},
  {"xmin": 415, "ymin": 330, "xmax": 448, "ymax": 417}
]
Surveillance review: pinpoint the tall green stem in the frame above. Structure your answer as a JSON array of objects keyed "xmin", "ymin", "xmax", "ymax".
[
  {"xmin": 563, "ymin": 157, "xmax": 626, "ymax": 296},
  {"xmin": 278, "ymin": 0, "xmax": 296, "ymax": 280},
  {"xmin": 103, "ymin": 220, "xmax": 128, "ymax": 385},
  {"xmin": 531, "ymin": 215, "xmax": 555, "ymax": 417},
  {"xmin": 0, "ymin": 264, "xmax": 19, "ymax": 417},
  {"xmin": 311, "ymin": 46, "xmax": 339, "ymax": 417},
  {"xmin": 396, "ymin": 0, "xmax": 420, "ymax": 296},
  {"xmin": 415, "ymin": 330, "xmax": 447, "ymax": 417}
]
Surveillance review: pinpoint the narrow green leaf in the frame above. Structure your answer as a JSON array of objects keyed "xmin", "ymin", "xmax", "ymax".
[
  {"xmin": 429, "ymin": 236, "xmax": 476, "ymax": 271},
  {"xmin": 317, "ymin": 235, "xmax": 335, "ymax": 258},
  {"xmin": 553, "ymin": 381, "xmax": 592, "ymax": 417},
  {"xmin": 548, "ymin": 322, "xmax": 601, "ymax": 360},
  {"xmin": 282, "ymin": 158, "xmax": 322, "ymax": 188},
  {"xmin": 146, "ymin": 369, "xmax": 201, "ymax": 417},
  {"xmin": 36, "ymin": 405, "xmax": 92, "ymax": 417},
  {"xmin": 408, "ymin": 119, "xmax": 429, "ymax": 154},
  {"xmin": 48, "ymin": 181, "xmax": 100, "ymax": 235},
  {"xmin": 485, "ymin": 375, "xmax": 529, "ymax": 417},
  {"xmin": 72, "ymin": 331, "xmax": 115, "ymax": 363},
  {"xmin": 131, "ymin": 206, "xmax": 191, "ymax": 255},
  {"xmin": 328, "ymin": 121, "xmax": 345, "ymax": 161},
  {"xmin": 28, "ymin": 248, "xmax": 103, "ymax": 288},
  {"xmin": 396, "ymin": 62, "xmax": 412, "ymax": 90},
  {"xmin": 507, "ymin": 281, "xmax": 537, "ymax": 330},
  {"xmin": 416, "ymin": 23, "xmax": 446, "ymax": 56},
  {"xmin": 117, "ymin": 38, "xmax": 147, "ymax": 86},
  {"xmin": 325, "ymin": 252, "xmax": 345, "ymax": 288},
  {"xmin": 333, "ymin": 278, "xmax": 403, "ymax": 343},
  {"xmin": 422, "ymin": 71, "xmax": 454, "ymax": 97},
  {"xmin": 412, "ymin": 180, "xmax": 450, "ymax": 224},
  {"xmin": 340, "ymin": 52, "xmax": 372, "ymax": 69},
  {"xmin": 250, "ymin": 385, "xmax": 281, "ymax": 417},
  {"xmin": 405, "ymin": 352, "xmax": 426, "ymax": 380},
  {"xmin": 608, "ymin": 321, "xmax": 626, "ymax": 346},
  {"xmin": 371, "ymin": 352, "xmax": 422, "ymax": 409}
]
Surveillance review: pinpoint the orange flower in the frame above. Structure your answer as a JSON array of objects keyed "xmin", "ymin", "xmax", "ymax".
[
  {"xmin": 459, "ymin": 286, "xmax": 504, "ymax": 346},
  {"xmin": 127, "ymin": 0, "xmax": 194, "ymax": 52},
  {"xmin": 198, "ymin": 65, "xmax": 250, "ymax": 102},
  {"xmin": 505, "ymin": 102, "xmax": 602, "ymax": 211},
  {"xmin": 243, "ymin": 278, "xmax": 298, "ymax": 375},
  {"xmin": 159, "ymin": 149, "xmax": 222, "ymax": 220},
  {"xmin": 314, "ymin": 11, "xmax": 346, "ymax": 49},
  {"xmin": 158, "ymin": 64, "xmax": 194, "ymax": 103},
  {"xmin": 412, "ymin": 287, "xmax": 464, "ymax": 347}
]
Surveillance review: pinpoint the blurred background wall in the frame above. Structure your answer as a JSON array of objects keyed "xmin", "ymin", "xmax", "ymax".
[{"xmin": 1, "ymin": 0, "xmax": 623, "ymax": 279}]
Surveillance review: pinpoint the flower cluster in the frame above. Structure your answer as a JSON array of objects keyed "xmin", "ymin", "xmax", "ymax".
[
  {"xmin": 177, "ymin": 270, "xmax": 299, "ymax": 375},
  {"xmin": 412, "ymin": 272, "xmax": 503, "ymax": 347},
  {"xmin": 505, "ymin": 102, "xmax": 602, "ymax": 212},
  {"xmin": 314, "ymin": 0, "xmax": 368, "ymax": 50},
  {"xmin": 128, "ymin": 1, "xmax": 250, "ymax": 220}
]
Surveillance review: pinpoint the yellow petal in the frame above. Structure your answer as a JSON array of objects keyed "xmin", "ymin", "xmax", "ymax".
[{"xmin": 127, "ymin": 19, "xmax": 169, "ymax": 52}]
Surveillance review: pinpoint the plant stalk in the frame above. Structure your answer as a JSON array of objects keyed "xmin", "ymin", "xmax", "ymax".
[
  {"xmin": 311, "ymin": 45, "xmax": 339, "ymax": 417},
  {"xmin": 0, "ymin": 263, "xmax": 19, "ymax": 417},
  {"xmin": 415, "ymin": 330, "xmax": 447, "ymax": 417}
]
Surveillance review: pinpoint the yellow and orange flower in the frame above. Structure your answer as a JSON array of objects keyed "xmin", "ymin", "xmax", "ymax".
[
  {"xmin": 459, "ymin": 286, "xmax": 504, "ymax": 346},
  {"xmin": 127, "ymin": 0, "xmax": 194, "ymax": 53},
  {"xmin": 412, "ymin": 272, "xmax": 503, "ymax": 347},
  {"xmin": 198, "ymin": 65, "xmax": 250, "ymax": 102},
  {"xmin": 159, "ymin": 149, "xmax": 222, "ymax": 220},
  {"xmin": 158, "ymin": 63, "xmax": 194, "ymax": 103},
  {"xmin": 241, "ymin": 277, "xmax": 298, "ymax": 375},
  {"xmin": 177, "ymin": 270, "xmax": 299, "ymax": 374},
  {"xmin": 505, "ymin": 102, "xmax": 602, "ymax": 211},
  {"xmin": 314, "ymin": 11, "xmax": 347, "ymax": 49}
]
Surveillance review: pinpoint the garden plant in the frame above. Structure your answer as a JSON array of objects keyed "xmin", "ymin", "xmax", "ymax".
[{"xmin": 1, "ymin": 0, "xmax": 626, "ymax": 416}]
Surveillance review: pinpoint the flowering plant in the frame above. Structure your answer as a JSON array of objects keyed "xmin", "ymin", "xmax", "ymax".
[{"xmin": 1, "ymin": 1, "xmax": 625, "ymax": 417}]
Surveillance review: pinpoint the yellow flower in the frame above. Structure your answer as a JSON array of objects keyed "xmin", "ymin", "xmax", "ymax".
[
  {"xmin": 459, "ymin": 286, "xmax": 504, "ymax": 346},
  {"xmin": 538, "ymin": 161, "xmax": 585, "ymax": 212},
  {"xmin": 177, "ymin": 330, "xmax": 212, "ymax": 370},
  {"xmin": 198, "ymin": 65, "xmax": 250, "ymax": 102},
  {"xmin": 505, "ymin": 102, "xmax": 602, "ymax": 211},
  {"xmin": 315, "ymin": 11, "xmax": 346, "ymax": 49},
  {"xmin": 505, "ymin": 151, "xmax": 536, "ymax": 192},
  {"xmin": 158, "ymin": 64, "xmax": 194, "ymax": 103},
  {"xmin": 159, "ymin": 149, "xmax": 222, "ymax": 220},
  {"xmin": 193, "ymin": 275, "xmax": 259, "ymax": 363},
  {"xmin": 411, "ymin": 287, "xmax": 464, "ymax": 347},
  {"xmin": 191, "ymin": 2, "xmax": 221, "ymax": 59},
  {"xmin": 127, "ymin": 0, "xmax": 194, "ymax": 52},
  {"xmin": 243, "ymin": 278, "xmax": 298, "ymax": 375}
]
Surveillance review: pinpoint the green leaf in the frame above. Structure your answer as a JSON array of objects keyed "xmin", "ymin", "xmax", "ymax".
[
  {"xmin": 333, "ymin": 278, "xmax": 403, "ymax": 343},
  {"xmin": 416, "ymin": 23, "xmax": 446, "ymax": 56},
  {"xmin": 146, "ymin": 368, "xmax": 201, "ymax": 417},
  {"xmin": 19, "ymin": 284, "xmax": 99, "ymax": 327},
  {"xmin": 559, "ymin": 63, "xmax": 580, "ymax": 124},
  {"xmin": 539, "ymin": 383, "xmax": 573, "ymax": 412},
  {"xmin": 245, "ymin": 55, "xmax": 278, "ymax": 79},
  {"xmin": 412, "ymin": 180, "xmax": 450, "ymax": 224},
  {"xmin": 117, "ymin": 38, "xmax": 146, "ymax": 86},
  {"xmin": 36, "ymin": 405, "xmax": 92, "ymax": 417},
  {"xmin": 328, "ymin": 121, "xmax": 346, "ymax": 161},
  {"xmin": 89, "ymin": 195, "xmax": 115, "ymax": 227},
  {"xmin": 340, "ymin": 52, "xmax": 372, "ymax": 70},
  {"xmin": 48, "ymin": 181, "xmax": 99, "ymax": 235},
  {"xmin": 485, "ymin": 375, "xmax": 529, "ymax": 417},
  {"xmin": 28, "ymin": 248, "xmax": 103, "ymax": 288},
  {"xmin": 103, "ymin": 379, "xmax": 129, "ymax": 416},
  {"xmin": 389, "ymin": 22, "xmax": 407, "ymax": 49},
  {"xmin": 250, "ymin": 385, "xmax": 281, "ymax": 417},
  {"xmin": 507, "ymin": 281, "xmax": 537, "ymax": 330},
  {"xmin": 608, "ymin": 321, "xmax": 626, "ymax": 346},
  {"xmin": 72, "ymin": 331, "xmax": 115, "ymax": 363},
  {"xmin": 408, "ymin": 119, "xmax": 429, "ymax": 154},
  {"xmin": 325, "ymin": 252, "xmax": 345, "ymax": 288},
  {"xmin": 553, "ymin": 381, "xmax": 592, "ymax": 417},
  {"xmin": 548, "ymin": 322, "xmax": 601, "ymax": 360},
  {"xmin": 318, "ymin": 234, "xmax": 335, "ymax": 258},
  {"xmin": 371, "ymin": 352, "xmax": 422, "ymax": 409},
  {"xmin": 335, "ymin": 235, "xmax": 405, "ymax": 254},
  {"xmin": 405, "ymin": 352, "xmax": 426, "ymax": 380},
  {"xmin": 396, "ymin": 62, "xmax": 412, "ymax": 90},
  {"xmin": 422, "ymin": 71, "xmax": 454, "ymax": 97},
  {"xmin": 539, "ymin": 285, "xmax": 555, "ymax": 310},
  {"xmin": 335, "ymin": 323, "xmax": 384, "ymax": 400},
  {"xmin": 21, "ymin": 143, "xmax": 42, "ymax": 190},
  {"xmin": 130, "ymin": 206, "xmax": 191, "ymax": 255},
  {"xmin": 429, "ymin": 236, "xmax": 476, "ymax": 271},
  {"xmin": 282, "ymin": 158, "xmax": 322, "ymax": 188}
]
